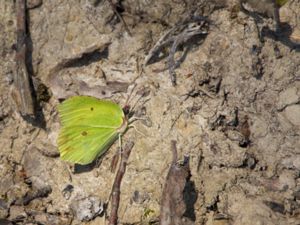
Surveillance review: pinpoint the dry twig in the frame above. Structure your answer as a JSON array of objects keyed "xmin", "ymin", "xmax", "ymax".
[
  {"xmin": 12, "ymin": 0, "xmax": 35, "ymax": 117},
  {"xmin": 108, "ymin": 141, "xmax": 134, "ymax": 225},
  {"xmin": 107, "ymin": 0, "xmax": 132, "ymax": 36},
  {"xmin": 160, "ymin": 140, "xmax": 191, "ymax": 225},
  {"xmin": 145, "ymin": 15, "xmax": 208, "ymax": 85}
]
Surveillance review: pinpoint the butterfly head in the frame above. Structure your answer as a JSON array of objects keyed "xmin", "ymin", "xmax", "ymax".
[
  {"xmin": 122, "ymin": 105, "xmax": 135, "ymax": 120},
  {"xmin": 122, "ymin": 105, "xmax": 130, "ymax": 115}
]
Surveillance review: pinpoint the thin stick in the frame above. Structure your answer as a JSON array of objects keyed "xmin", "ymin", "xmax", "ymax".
[
  {"xmin": 108, "ymin": 141, "xmax": 134, "ymax": 225},
  {"xmin": 159, "ymin": 140, "xmax": 191, "ymax": 225},
  {"xmin": 107, "ymin": 0, "xmax": 132, "ymax": 36},
  {"xmin": 13, "ymin": 0, "xmax": 35, "ymax": 117},
  {"xmin": 170, "ymin": 140, "xmax": 178, "ymax": 163}
]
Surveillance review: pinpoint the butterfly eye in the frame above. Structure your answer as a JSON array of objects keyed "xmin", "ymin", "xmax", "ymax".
[{"xmin": 90, "ymin": 107, "xmax": 94, "ymax": 111}]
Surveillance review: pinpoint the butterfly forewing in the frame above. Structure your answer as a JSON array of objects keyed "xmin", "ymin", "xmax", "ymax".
[
  {"xmin": 58, "ymin": 96, "xmax": 124, "ymax": 129},
  {"xmin": 57, "ymin": 96, "xmax": 126, "ymax": 165}
]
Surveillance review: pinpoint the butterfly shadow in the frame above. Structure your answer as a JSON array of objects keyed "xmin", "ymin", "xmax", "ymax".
[
  {"xmin": 240, "ymin": 6, "xmax": 300, "ymax": 51},
  {"xmin": 73, "ymin": 157, "xmax": 108, "ymax": 173},
  {"xmin": 261, "ymin": 24, "xmax": 300, "ymax": 52},
  {"xmin": 73, "ymin": 153, "xmax": 112, "ymax": 174},
  {"xmin": 73, "ymin": 162, "xmax": 97, "ymax": 173}
]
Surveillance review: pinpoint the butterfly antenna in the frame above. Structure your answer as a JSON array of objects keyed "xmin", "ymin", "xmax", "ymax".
[
  {"xmin": 118, "ymin": 133, "xmax": 122, "ymax": 151},
  {"xmin": 124, "ymin": 83, "xmax": 137, "ymax": 107},
  {"xmin": 129, "ymin": 93, "xmax": 144, "ymax": 113}
]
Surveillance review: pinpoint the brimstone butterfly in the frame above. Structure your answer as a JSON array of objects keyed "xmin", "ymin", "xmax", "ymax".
[
  {"xmin": 57, "ymin": 96, "xmax": 130, "ymax": 165},
  {"xmin": 276, "ymin": 0, "xmax": 288, "ymax": 6}
]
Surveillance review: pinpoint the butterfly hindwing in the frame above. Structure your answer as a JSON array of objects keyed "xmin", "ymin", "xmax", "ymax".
[
  {"xmin": 58, "ymin": 96, "xmax": 124, "ymax": 128},
  {"xmin": 58, "ymin": 126, "xmax": 119, "ymax": 165}
]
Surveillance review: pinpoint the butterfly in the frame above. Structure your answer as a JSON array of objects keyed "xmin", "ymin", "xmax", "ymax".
[
  {"xmin": 57, "ymin": 96, "xmax": 133, "ymax": 165},
  {"xmin": 276, "ymin": 0, "xmax": 288, "ymax": 6}
]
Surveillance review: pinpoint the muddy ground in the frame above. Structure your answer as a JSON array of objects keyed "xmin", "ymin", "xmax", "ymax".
[{"xmin": 0, "ymin": 0, "xmax": 300, "ymax": 224}]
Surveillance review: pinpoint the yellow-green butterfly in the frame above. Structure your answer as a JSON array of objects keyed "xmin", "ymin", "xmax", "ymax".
[
  {"xmin": 57, "ymin": 96, "xmax": 131, "ymax": 165},
  {"xmin": 276, "ymin": 0, "xmax": 288, "ymax": 6}
]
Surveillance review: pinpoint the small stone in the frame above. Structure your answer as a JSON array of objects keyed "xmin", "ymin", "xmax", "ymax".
[
  {"xmin": 88, "ymin": 217, "xmax": 106, "ymax": 225},
  {"xmin": 8, "ymin": 205, "xmax": 27, "ymax": 221},
  {"xmin": 293, "ymin": 190, "xmax": 300, "ymax": 200},
  {"xmin": 290, "ymin": 28, "xmax": 300, "ymax": 42},
  {"xmin": 131, "ymin": 190, "xmax": 150, "ymax": 204},
  {"xmin": 277, "ymin": 87, "xmax": 299, "ymax": 110},
  {"xmin": 26, "ymin": 0, "xmax": 42, "ymax": 9},
  {"xmin": 34, "ymin": 213, "xmax": 48, "ymax": 224},
  {"xmin": 23, "ymin": 147, "xmax": 43, "ymax": 178},
  {"xmin": 284, "ymin": 105, "xmax": 300, "ymax": 126},
  {"xmin": 35, "ymin": 142, "xmax": 59, "ymax": 158},
  {"xmin": 62, "ymin": 184, "xmax": 74, "ymax": 200},
  {"xmin": 278, "ymin": 171, "xmax": 296, "ymax": 190},
  {"xmin": 131, "ymin": 190, "xmax": 140, "ymax": 204},
  {"xmin": 243, "ymin": 154, "xmax": 257, "ymax": 169},
  {"xmin": 34, "ymin": 212, "xmax": 71, "ymax": 225},
  {"xmin": 284, "ymin": 199, "xmax": 299, "ymax": 215},
  {"xmin": 0, "ymin": 199, "xmax": 8, "ymax": 218},
  {"xmin": 0, "ymin": 174, "xmax": 14, "ymax": 197},
  {"xmin": 21, "ymin": 185, "xmax": 52, "ymax": 205},
  {"xmin": 281, "ymin": 156, "xmax": 300, "ymax": 170},
  {"xmin": 0, "ymin": 219, "xmax": 13, "ymax": 225},
  {"xmin": 6, "ymin": 184, "xmax": 29, "ymax": 207},
  {"xmin": 25, "ymin": 199, "xmax": 45, "ymax": 215},
  {"xmin": 70, "ymin": 196, "xmax": 104, "ymax": 221},
  {"xmin": 251, "ymin": 117, "xmax": 268, "ymax": 138},
  {"xmin": 263, "ymin": 201, "xmax": 285, "ymax": 214}
]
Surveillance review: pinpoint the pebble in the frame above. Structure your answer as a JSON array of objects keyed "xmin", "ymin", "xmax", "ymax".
[
  {"xmin": 0, "ymin": 199, "xmax": 8, "ymax": 218},
  {"xmin": 70, "ymin": 196, "xmax": 104, "ymax": 221},
  {"xmin": 0, "ymin": 219, "xmax": 13, "ymax": 225},
  {"xmin": 62, "ymin": 184, "xmax": 74, "ymax": 200},
  {"xmin": 8, "ymin": 205, "xmax": 26, "ymax": 221},
  {"xmin": 284, "ymin": 105, "xmax": 300, "ymax": 126}
]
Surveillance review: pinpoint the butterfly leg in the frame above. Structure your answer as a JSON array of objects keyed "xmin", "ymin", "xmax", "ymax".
[
  {"xmin": 110, "ymin": 141, "xmax": 121, "ymax": 172},
  {"xmin": 272, "ymin": 0, "xmax": 281, "ymax": 32},
  {"xmin": 118, "ymin": 133, "xmax": 122, "ymax": 151},
  {"xmin": 128, "ymin": 124, "xmax": 146, "ymax": 137},
  {"xmin": 128, "ymin": 116, "xmax": 148, "ymax": 124}
]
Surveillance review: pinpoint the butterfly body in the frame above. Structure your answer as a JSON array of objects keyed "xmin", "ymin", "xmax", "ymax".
[{"xmin": 58, "ymin": 96, "xmax": 128, "ymax": 165}]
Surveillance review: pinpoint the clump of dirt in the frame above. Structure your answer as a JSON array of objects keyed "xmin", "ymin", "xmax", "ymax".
[{"xmin": 0, "ymin": 0, "xmax": 299, "ymax": 224}]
